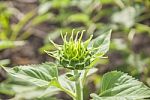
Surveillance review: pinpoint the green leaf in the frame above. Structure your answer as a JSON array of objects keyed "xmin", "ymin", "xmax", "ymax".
[
  {"xmin": 10, "ymin": 11, "xmax": 36, "ymax": 40},
  {"xmin": 91, "ymin": 71, "xmax": 150, "ymax": 100},
  {"xmin": 39, "ymin": 74, "xmax": 76, "ymax": 99},
  {"xmin": 11, "ymin": 85, "xmax": 59, "ymax": 100},
  {"xmin": 4, "ymin": 62, "xmax": 58, "ymax": 87},
  {"xmin": 0, "ymin": 40, "xmax": 25, "ymax": 50},
  {"xmin": 32, "ymin": 13, "xmax": 54, "ymax": 26},
  {"xmin": 0, "ymin": 83, "xmax": 15, "ymax": 96},
  {"xmin": 88, "ymin": 29, "xmax": 112, "ymax": 57},
  {"xmin": 58, "ymin": 74, "xmax": 75, "ymax": 92},
  {"xmin": 67, "ymin": 13, "xmax": 90, "ymax": 25}
]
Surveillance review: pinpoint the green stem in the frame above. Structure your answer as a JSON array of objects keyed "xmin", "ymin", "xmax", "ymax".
[
  {"xmin": 74, "ymin": 70, "xmax": 83, "ymax": 100},
  {"xmin": 82, "ymin": 69, "xmax": 89, "ymax": 85},
  {"xmin": 59, "ymin": 86, "xmax": 76, "ymax": 99}
]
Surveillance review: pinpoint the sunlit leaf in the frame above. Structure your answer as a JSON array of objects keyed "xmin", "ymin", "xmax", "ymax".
[
  {"xmin": 91, "ymin": 71, "xmax": 150, "ymax": 100},
  {"xmin": 11, "ymin": 85, "xmax": 59, "ymax": 100},
  {"xmin": 4, "ymin": 62, "xmax": 58, "ymax": 87},
  {"xmin": 88, "ymin": 29, "xmax": 112, "ymax": 57}
]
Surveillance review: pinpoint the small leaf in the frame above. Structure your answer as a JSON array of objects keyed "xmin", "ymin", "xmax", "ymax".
[
  {"xmin": 88, "ymin": 29, "xmax": 112, "ymax": 57},
  {"xmin": 4, "ymin": 62, "xmax": 58, "ymax": 87},
  {"xmin": 91, "ymin": 71, "xmax": 150, "ymax": 100}
]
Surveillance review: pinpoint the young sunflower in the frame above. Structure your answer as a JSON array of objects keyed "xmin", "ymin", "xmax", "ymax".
[{"xmin": 46, "ymin": 29, "xmax": 111, "ymax": 70}]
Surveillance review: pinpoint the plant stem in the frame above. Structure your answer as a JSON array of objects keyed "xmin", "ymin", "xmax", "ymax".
[
  {"xmin": 59, "ymin": 86, "xmax": 76, "ymax": 98},
  {"xmin": 74, "ymin": 70, "xmax": 83, "ymax": 100},
  {"xmin": 82, "ymin": 69, "xmax": 89, "ymax": 86}
]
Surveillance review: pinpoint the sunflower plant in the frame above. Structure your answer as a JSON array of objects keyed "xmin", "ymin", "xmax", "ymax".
[{"xmin": 3, "ymin": 29, "xmax": 150, "ymax": 100}]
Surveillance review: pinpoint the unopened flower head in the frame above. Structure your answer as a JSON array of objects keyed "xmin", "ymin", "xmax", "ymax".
[{"xmin": 46, "ymin": 29, "xmax": 93, "ymax": 70}]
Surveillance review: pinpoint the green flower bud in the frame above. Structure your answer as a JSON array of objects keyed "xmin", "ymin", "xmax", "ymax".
[
  {"xmin": 59, "ymin": 30, "xmax": 92, "ymax": 70},
  {"xmin": 46, "ymin": 29, "xmax": 111, "ymax": 70},
  {"xmin": 46, "ymin": 29, "xmax": 93, "ymax": 70}
]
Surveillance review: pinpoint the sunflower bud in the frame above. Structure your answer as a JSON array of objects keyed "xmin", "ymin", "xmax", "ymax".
[
  {"xmin": 46, "ymin": 29, "xmax": 111, "ymax": 70},
  {"xmin": 59, "ymin": 30, "xmax": 92, "ymax": 70},
  {"xmin": 46, "ymin": 29, "xmax": 93, "ymax": 70}
]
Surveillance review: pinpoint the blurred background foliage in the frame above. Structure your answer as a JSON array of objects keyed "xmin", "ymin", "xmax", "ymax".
[{"xmin": 0, "ymin": 0, "xmax": 150, "ymax": 99}]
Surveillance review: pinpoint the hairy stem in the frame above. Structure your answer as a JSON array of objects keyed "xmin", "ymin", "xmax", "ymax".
[{"xmin": 74, "ymin": 70, "xmax": 83, "ymax": 100}]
